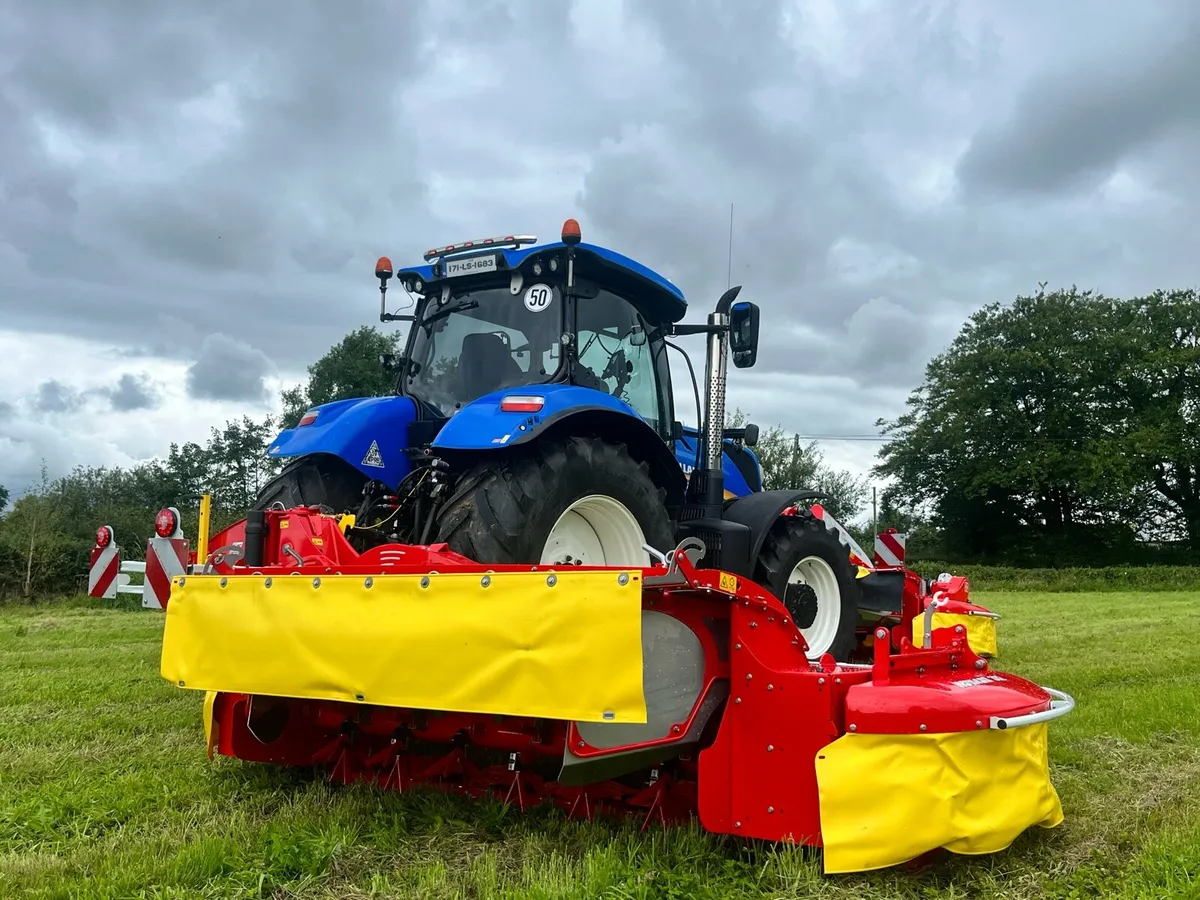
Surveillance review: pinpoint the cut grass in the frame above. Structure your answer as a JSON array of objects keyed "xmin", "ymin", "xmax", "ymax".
[{"xmin": 1, "ymin": 591, "xmax": 1198, "ymax": 899}]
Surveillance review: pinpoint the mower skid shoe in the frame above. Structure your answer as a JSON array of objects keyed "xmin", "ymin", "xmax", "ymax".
[{"xmin": 161, "ymin": 568, "xmax": 649, "ymax": 724}]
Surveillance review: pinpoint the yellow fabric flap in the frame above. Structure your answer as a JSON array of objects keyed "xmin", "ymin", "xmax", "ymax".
[
  {"xmin": 815, "ymin": 725, "xmax": 1063, "ymax": 874},
  {"xmin": 912, "ymin": 611, "xmax": 999, "ymax": 657},
  {"xmin": 161, "ymin": 570, "xmax": 647, "ymax": 724}
]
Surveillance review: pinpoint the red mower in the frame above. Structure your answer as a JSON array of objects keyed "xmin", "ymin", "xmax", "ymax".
[{"xmin": 159, "ymin": 223, "xmax": 1073, "ymax": 874}]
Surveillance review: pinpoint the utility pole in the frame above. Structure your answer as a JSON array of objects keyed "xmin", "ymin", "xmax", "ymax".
[{"xmin": 872, "ymin": 486, "xmax": 878, "ymax": 540}]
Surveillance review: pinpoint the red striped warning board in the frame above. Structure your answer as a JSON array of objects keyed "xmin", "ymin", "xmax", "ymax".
[
  {"xmin": 88, "ymin": 527, "xmax": 120, "ymax": 599},
  {"xmin": 810, "ymin": 503, "xmax": 874, "ymax": 569},
  {"xmin": 143, "ymin": 536, "xmax": 190, "ymax": 610},
  {"xmin": 873, "ymin": 529, "xmax": 907, "ymax": 568}
]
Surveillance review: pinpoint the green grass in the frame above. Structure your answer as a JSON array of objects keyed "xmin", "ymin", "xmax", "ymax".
[
  {"xmin": 908, "ymin": 562, "xmax": 1200, "ymax": 592},
  {"xmin": 1, "ymin": 592, "xmax": 1199, "ymax": 899}
]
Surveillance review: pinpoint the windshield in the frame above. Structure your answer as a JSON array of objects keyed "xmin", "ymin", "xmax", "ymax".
[{"xmin": 404, "ymin": 285, "xmax": 565, "ymax": 413}]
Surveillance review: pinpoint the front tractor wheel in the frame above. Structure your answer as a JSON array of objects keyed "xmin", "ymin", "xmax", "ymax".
[
  {"xmin": 755, "ymin": 511, "xmax": 861, "ymax": 661},
  {"xmin": 434, "ymin": 436, "xmax": 675, "ymax": 568}
]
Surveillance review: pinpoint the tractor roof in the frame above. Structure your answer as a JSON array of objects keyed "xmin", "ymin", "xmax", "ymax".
[{"xmin": 394, "ymin": 230, "xmax": 688, "ymax": 325}]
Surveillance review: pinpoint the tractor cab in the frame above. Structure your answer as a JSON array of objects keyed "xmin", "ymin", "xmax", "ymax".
[{"xmin": 377, "ymin": 221, "xmax": 685, "ymax": 443}]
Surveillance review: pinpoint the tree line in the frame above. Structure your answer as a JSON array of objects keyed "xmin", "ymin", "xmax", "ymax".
[
  {"xmin": 2, "ymin": 283, "xmax": 1195, "ymax": 599},
  {"xmin": 874, "ymin": 286, "xmax": 1199, "ymax": 566}
]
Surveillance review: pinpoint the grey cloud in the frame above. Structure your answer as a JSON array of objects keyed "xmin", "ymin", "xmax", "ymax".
[
  {"xmin": 107, "ymin": 373, "xmax": 160, "ymax": 411},
  {"xmin": 3, "ymin": 0, "xmax": 1200, "ymax": 472},
  {"xmin": 0, "ymin": 400, "xmax": 14, "ymax": 421},
  {"xmin": 33, "ymin": 380, "xmax": 83, "ymax": 413},
  {"xmin": 955, "ymin": 5, "xmax": 1200, "ymax": 197},
  {"xmin": 186, "ymin": 333, "xmax": 273, "ymax": 403}
]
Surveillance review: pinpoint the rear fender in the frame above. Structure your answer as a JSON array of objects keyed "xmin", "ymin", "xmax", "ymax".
[
  {"xmin": 434, "ymin": 384, "xmax": 687, "ymax": 509},
  {"xmin": 266, "ymin": 396, "xmax": 419, "ymax": 488}
]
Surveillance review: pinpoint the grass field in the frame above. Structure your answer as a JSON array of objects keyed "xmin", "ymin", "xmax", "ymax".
[{"xmin": 1, "ymin": 592, "xmax": 1198, "ymax": 900}]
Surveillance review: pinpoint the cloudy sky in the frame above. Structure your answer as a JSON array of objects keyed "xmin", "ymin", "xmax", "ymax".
[{"xmin": 2, "ymin": 0, "xmax": 1199, "ymax": 500}]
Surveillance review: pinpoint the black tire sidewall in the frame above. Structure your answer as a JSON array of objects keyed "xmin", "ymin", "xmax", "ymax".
[{"xmin": 756, "ymin": 514, "xmax": 861, "ymax": 660}]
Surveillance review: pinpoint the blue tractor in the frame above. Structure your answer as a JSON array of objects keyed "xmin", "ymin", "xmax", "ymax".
[{"xmin": 254, "ymin": 219, "xmax": 865, "ymax": 660}]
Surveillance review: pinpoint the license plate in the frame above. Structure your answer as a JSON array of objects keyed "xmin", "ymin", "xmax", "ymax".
[{"xmin": 443, "ymin": 254, "xmax": 498, "ymax": 277}]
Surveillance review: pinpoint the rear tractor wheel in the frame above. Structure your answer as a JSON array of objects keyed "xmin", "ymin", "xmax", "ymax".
[
  {"xmin": 755, "ymin": 511, "xmax": 861, "ymax": 661},
  {"xmin": 434, "ymin": 436, "xmax": 675, "ymax": 568}
]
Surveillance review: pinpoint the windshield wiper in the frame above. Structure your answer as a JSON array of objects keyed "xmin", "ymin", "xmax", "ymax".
[{"xmin": 420, "ymin": 299, "xmax": 479, "ymax": 328}]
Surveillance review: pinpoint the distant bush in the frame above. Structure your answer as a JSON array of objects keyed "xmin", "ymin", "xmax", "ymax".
[{"xmin": 909, "ymin": 561, "xmax": 1200, "ymax": 592}]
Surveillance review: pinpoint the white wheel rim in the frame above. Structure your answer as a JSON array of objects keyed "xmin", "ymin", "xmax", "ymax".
[
  {"xmin": 540, "ymin": 494, "xmax": 649, "ymax": 568},
  {"xmin": 788, "ymin": 555, "xmax": 841, "ymax": 658}
]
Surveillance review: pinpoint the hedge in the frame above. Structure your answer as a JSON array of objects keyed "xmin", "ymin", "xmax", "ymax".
[{"xmin": 907, "ymin": 560, "xmax": 1200, "ymax": 592}]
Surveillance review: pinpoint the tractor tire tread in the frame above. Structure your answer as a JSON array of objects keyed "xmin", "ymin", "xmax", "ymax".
[{"xmin": 435, "ymin": 435, "xmax": 673, "ymax": 566}]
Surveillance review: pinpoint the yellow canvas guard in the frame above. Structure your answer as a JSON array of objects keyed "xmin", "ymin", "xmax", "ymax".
[
  {"xmin": 911, "ymin": 611, "xmax": 999, "ymax": 657},
  {"xmin": 815, "ymin": 723, "xmax": 1063, "ymax": 874},
  {"xmin": 161, "ymin": 570, "xmax": 647, "ymax": 724}
]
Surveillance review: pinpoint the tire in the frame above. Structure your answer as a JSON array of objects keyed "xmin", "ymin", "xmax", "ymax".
[
  {"xmin": 754, "ymin": 511, "xmax": 860, "ymax": 661},
  {"xmin": 253, "ymin": 454, "xmax": 368, "ymax": 515},
  {"xmin": 434, "ymin": 436, "xmax": 676, "ymax": 567}
]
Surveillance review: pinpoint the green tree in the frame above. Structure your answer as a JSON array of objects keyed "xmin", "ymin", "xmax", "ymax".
[
  {"xmin": 0, "ymin": 484, "xmax": 8, "ymax": 515},
  {"xmin": 280, "ymin": 326, "xmax": 403, "ymax": 428},
  {"xmin": 1110, "ymin": 289, "xmax": 1200, "ymax": 549},
  {"xmin": 728, "ymin": 409, "xmax": 869, "ymax": 524},
  {"xmin": 872, "ymin": 286, "xmax": 1175, "ymax": 564}
]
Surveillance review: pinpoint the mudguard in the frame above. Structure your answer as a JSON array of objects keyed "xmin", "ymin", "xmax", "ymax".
[
  {"xmin": 723, "ymin": 489, "xmax": 833, "ymax": 564},
  {"xmin": 432, "ymin": 383, "xmax": 647, "ymax": 450},
  {"xmin": 266, "ymin": 396, "xmax": 419, "ymax": 489}
]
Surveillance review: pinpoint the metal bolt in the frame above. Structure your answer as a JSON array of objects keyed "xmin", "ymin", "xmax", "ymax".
[
  {"xmin": 264, "ymin": 577, "xmax": 273, "ymax": 588},
  {"xmin": 975, "ymin": 659, "xmax": 986, "ymax": 670},
  {"xmin": 767, "ymin": 684, "xmax": 774, "ymax": 691},
  {"xmin": 356, "ymin": 693, "xmax": 365, "ymax": 701},
  {"xmin": 817, "ymin": 677, "xmax": 825, "ymax": 685},
  {"xmin": 835, "ymin": 677, "xmax": 842, "ymax": 684},
  {"xmin": 421, "ymin": 576, "xmax": 431, "ymax": 588},
  {"xmin": 767, "ymin": 744, "xmax": 774, "ymax": 752},
  {"xmin": 364, "ymin": 577, "xmax": 374, "ymax": 589},
  {"xmin": 618, "ymin": 572, "xmax": 629, "ymax": 586},
  {"xmin": 481, "ymin": 575, "xmax": 491, "ymax": 588},
  {"xmin": 178, "ymin": 680, "xmax": 185, "ymax": 687},
  {"xmin": 735, "ymin": 821, "xmax": 742, "ymax": 828},
  {"xmin": 547, "ymin": 574, "xmax": 558, "ymax": 587},
  {"xmin": 734, "ymin": 642, "xmax": 742, "ymax": 650},
  {"xmin": 312, "ymin": 577, "xmax": 321, "ymax": 588},
  {"xmin": 750, "ymin": 621, "xmax": 758, "ymax": 628},
  {"xmin": 734, "ymin": 697, "xmax": 742, "ymax": 704},
  {"xmin": 219, "ymin": 577, "xmax": 228, "ymax": 588},
  {"xmin": 577, "ymin": 741, "xmax": 585, "ymax": 748},
  {"xmin": 178, "ymin": 577, "xmax": 186, "ymax": 587},
  {"xmin": 603, "ymin": 710, "xmax": 615, "ymax": 720},
  {"xmin": 745, "ymin": 673, "xmax": 752, "ymax": 680},
  {"xmin": 672, "ymin": 725, "xmax": 680, "ymax": 734},
  {"xmin": 920, "ymin": 724, "xmax": 927, "ymax": 732},
  {"xmin": 849, "ymin": 724, "xmax": 857, "ymax": 732},
  {"xmin": 976, "ymin": 720, "xmax": 983, "ymax": 728},
  {"xmin": 782, "ymin": 617, "xmax": 790, "ymax": 625},
  {"xmin": 767, "ymin": 806, "xmax": 775, "ymax": 814}
]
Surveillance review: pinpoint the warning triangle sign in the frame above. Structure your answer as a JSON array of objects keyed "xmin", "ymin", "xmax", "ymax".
[{"xmin": 362, "ymin": 440, "xmax": 385, "ymax": 468}]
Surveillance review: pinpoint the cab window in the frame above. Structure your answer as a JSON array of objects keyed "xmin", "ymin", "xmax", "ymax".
[{"xmin": 574, "ymin": 288, "xmax": 668, "ymax": 434}]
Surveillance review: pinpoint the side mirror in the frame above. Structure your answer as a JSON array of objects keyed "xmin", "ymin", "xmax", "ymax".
[
  {"xmin": 743, "ymin": 423, "xmax": 759, "ymax": 447},
  {"xmin": 628, "ymin": 325, "xmax": 648, "ymax": 347},
  {"xmin": 729, "ymin": 301, "xmax": 759, "ymax": 368}
]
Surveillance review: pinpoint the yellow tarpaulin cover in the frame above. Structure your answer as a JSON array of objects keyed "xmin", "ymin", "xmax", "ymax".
[
  {"xmin": 161, "ymin": 570, "xmax": 647, "ymax": 724},
  {"xmin": 912, "ymin": 611, "xmax": 999, "ymax": 657},
  {"xmin": 815, "ymin": 723, "xmax": 1063, "ymax": 874}
]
